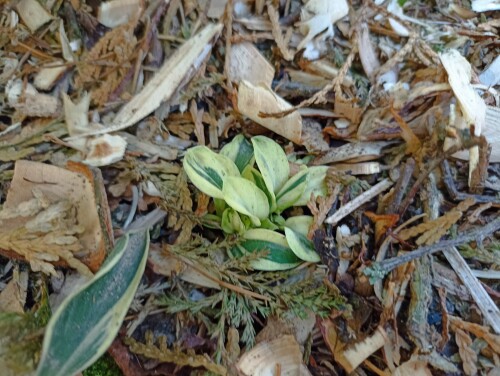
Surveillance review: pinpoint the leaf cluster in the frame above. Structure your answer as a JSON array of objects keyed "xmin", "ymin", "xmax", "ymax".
[{"xmin": 183, "ymin": 135, "xmax": 330, "ymax": 270}]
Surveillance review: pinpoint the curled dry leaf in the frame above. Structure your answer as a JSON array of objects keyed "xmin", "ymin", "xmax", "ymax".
[{"xmin": 238, "ymin": 80, "xmax": 302, "ymax": 143}]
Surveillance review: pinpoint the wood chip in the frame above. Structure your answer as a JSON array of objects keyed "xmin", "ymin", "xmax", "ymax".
[{"xmin": 16, "ymin": 0, "xmax": 53, "ymax": 32}]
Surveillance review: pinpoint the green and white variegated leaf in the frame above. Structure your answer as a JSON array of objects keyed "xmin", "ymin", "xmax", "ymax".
[
  {"xmin": 36, "ymin": 231, "xmax": 150, "ymax": 376},
  {"xmin": 251, "ymin": 136, "xmax": 289, "ymax": 199},
  {"xmin": 284, "ymin": 226, "xmax": 320, "ymax": 262},
  {"xmin": 183, "ymin": 145, "xmax": 240, "ymax": 199},
  {"xmin": 240, "ymin": 229, "xmax": 300, "ymax": 270},
  {"xmin": 275, "ymin": 167, "xmax": 308, "ymax": 212},
  {"xmin": 243, "ymin": 166, "xmax": 275, "ymax": 212},
  {"xmin": 221, "ymin": 207, "xmax": 246, "ymax": 234},
  {"xmin": 294, "ymin": 166, "xmax": 329, "ymax": 206},
  {"xmin": 284, "ymin": 215, "xmax": 314, "ymax": 236},
  {"xmin": 222, "ymin": 176, "xmax": 269, "ymax": 226},
  {"xmin": 220, "ymin": 134, "xmax": 254, "ymax": 173}
]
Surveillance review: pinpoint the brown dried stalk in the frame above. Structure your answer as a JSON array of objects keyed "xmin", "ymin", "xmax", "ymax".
[
  {"xmin": 398, "ymin": 197, "xmax": 475, "ymax": 246},
  {"xmin": 267, "ymin": 3, "xmax": 294, "ymax": 61}
]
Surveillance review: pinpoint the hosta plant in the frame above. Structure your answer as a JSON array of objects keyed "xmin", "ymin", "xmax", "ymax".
[{"xmin": 183, "ymin": 135, "xmax": 328, "ymax": 271}]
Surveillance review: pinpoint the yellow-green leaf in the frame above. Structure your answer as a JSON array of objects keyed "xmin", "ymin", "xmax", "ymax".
[
  {"xmin": 222, "ymin": 176, "xmax": 269, "ymax": 226},
  {"xmin": 36, "ymin": 231, "xmax": 150, "ymax": 376},
  {"xmin": 220, "ymin": 135, "xmax": 254, "ymax": 173},
  {"xmin": 294, "ymin": 166, "xmax": 328, "ymax": 206},
  {"xmin": 284, "ymin": 227, "xmax": 320, "ymax": 262},
  {"xmin": 275, "ymin": 167, "xmax": 308, "ymax": 212},
  {"xmin": 240, "ymin": 229, "xmax": 300, "ymax": 270},
  {"xmin": 251, "ymin": 136, "xmax": 289, "ymax": 197},
  {"xmin": 183, "ymin": 146, "xmax": 240, "ymax": 199}
]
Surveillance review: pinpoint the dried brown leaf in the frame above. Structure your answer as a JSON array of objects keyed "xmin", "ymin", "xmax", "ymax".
[
  {"xmin": 267, "ymin": 4, "xmax": 294, "ymax": 61},
  {"xmin": 398, "ymin": 198, "xmax": 475, "ymax": 245},
  {"xmin": 455, "ymin": 328, "xmax": 478, "ymax": 376},
  {"xmin": 75, "ymin": 22, "xmax": 137, "ymax": 106}
]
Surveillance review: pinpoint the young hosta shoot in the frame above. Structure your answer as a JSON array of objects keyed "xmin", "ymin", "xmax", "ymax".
[{"xmin": 183, "ymin": 136, "xmax": 328, "ymax": 270}]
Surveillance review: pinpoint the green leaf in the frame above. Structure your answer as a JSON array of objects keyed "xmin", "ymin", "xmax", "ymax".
[
  {"xmin": 243, "ymin": 167, "xmax": 275, "ymax": 212},
  {"xmin": 221, "ymin": 208, "xmax": 246, "ymax": 234},
  {"xmin": 36, "ymin": 231, "xmax": 150, "ymax": 376},
  {"xmin": 294, "ymin": 166, "xmax": 328, "ymax": 206},
  {"xmin": 220, "ymin": 135, "xmax": 254, "ymax": 173},
  {"xmin": 251, "ymin": 136, "xmax": 289, "ymax": 199},
  {"xmin": 275, "ymin": 167, "xmax": 308, "ymax": 212},
  {"xmin": 284, "ymin": 215, "xmax": 313, "ymax": 235},
  {"xmin": 183, "ymin": 145, "xmax": 240, "ymax": 199},
  {"xmin": 222, "ymin": 176, "xmax": 269, "ymax": 226},
  {"xmin": 284, "ymin": 227, "xmax": 320, "ymax": 262},
  {"xmin": 240, "ymin": 229, "xmax": 300, "ymax": 270}
]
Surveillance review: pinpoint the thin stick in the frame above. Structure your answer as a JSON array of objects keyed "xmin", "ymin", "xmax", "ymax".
[
  {"xmin": 365, "ymin": 217, "xmax": 500, "ymax": 279},
  {"xmin": 445, "ymin": 246, "xmax": 500, "ymax": 334},
  {"xmin": 325, "ymin": 178, "xmax": 394, "ymax": 225}
]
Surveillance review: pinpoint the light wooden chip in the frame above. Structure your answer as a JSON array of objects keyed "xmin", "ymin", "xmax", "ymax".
[
  {"xmin": 98, "ymin": 0, "xmax": 143, "ymax": 28},
  {"xmin": 34, "ymin": 61, "xmax": 67, "ymax": 90},
  {"xmin": 238, "ymin": 80, "xmax": 302, "ymax": 143},
  {"xmin": 335, "ymin": 326, "xmax": 388, "ymax": 373},
  {"xmin": 6, "ymin": 79, "xmax": 60, "ymax": 118},
  {"xmin": 111, "ymin": 23, "xmax": 223, "ymax": 133},
  {"xmin": 472, "ymin": 0, "xmax": 500, "ymax": 11},
  {"xmin": 440, "ymin": 49, "xmax": 486, "ymax": 137},
  {"xmin": 16, "ymin": 0, "xmax": 53, "ymax": 32},
  {"xmin": 228, "ymin": 42, "xmax": 275, "ymax": 87},
  {"xmin": 454, "ymin": 106, "xmax": 500, "ymax": 163},
  {"xmin": 2, "ymin": 161, "xmax": 112, "ymax": 273},
  {"xmin": 236, "ymin": 335, "xmax": 311, "ymax": 376}
]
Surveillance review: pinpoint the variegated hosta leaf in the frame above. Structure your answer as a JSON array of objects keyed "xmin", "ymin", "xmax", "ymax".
[
  {"xmin": 183, "ymin": 145, "xmax": 240, "ymax": 199},
  {"xmin": 275, "ymin": 167, "xmax": 308, "ymax": 212},
  {"xmin": 285, "ymin": 215, "xmax": 314, "ymax": 235},
  {"xmin": 294, "ymin": 166, "xmax": 329, "ymax": 206},
  {"xmin": 220, "ymin": 134, "xmax": 254, "ymax": 173},
  {"xmin": 239, "ymin": 229, "xmax": 300, "ymax": 270},
  {"xmin": 36, "ymin": 231, "xmax": 150, "ymax": 376},
  {"xmin": 284, "ymin": 226, "xmax": 320, "ymax": 263},
  {"xmin": 251, "ymin": 136, "xmax": 290, "ymax": 202},
  {"xmin": 222, "ymin": 176, "xmax": 269, "ymax": 226},
  {"xmin": 221, "ymin": 207, "xmax": 246, "ymax": 234},
  {"xmin": 243, "ymin": 166, "xmax": 275, "ymax": 211}
]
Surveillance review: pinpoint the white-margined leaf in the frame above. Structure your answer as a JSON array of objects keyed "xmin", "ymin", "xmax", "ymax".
[
  {"xmin": 183, "ymin": 146, "xmax": 240, "ymax": 199},
  {"xmin": 36, "ymin": 231, "xmax": 149, "ymax": 376},
  {"xmin": 222, "ymin": 176, "xmax": 269, "ymax": 226},
  {"xmin": 284, "ymin": 215, "xmax": 314, "ymax": 235},
  {"xmin": 284, "ymin": 227, "xmax": 320, "ymax": 262},
  {"xmin": 294, "ymin": 166, "xmax": 329, "ymax": 206},
  {"xmin": 251, "ymin": 136, "xmax": 289, "ymax": 197},
  {"xmin": 220, "ymin": 134, "xmax": 254, "ymax": 173},
  {"xmin": 239, "ymin": 229, "xmax": 300, "ymax": 270},
  {"xmin": 275, "ymin": 167, "xmax": 308, "ymax": 212},
  {"xmin": 243, "ymin": 166, "xmax": 275, "ymax": 211}
]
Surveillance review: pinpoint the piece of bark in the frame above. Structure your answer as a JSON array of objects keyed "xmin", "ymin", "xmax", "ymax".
[
  {"xmin": 236, "ymin": 335, "xmax": 311, "ymax": 376},
  {"xmin": 329, "ymin": 162, "xmax": 381, "ymax": 175},
  {"xmin": 67, "ymin": 23, "xmax": 223, "ymax": 138},
  {"xmin": 16, "ymin": 0, "xmax": 53, "ymax": 32},
  {"xmin": 444, "ymin": 247, "xmax": 500, "ymax": 334},
  {"xmin": 313, "ymin": 141, "xmax": 394, "ymax": 165},
  {"xmin": 34, "ymin": 61, "xmax": 68, "ymax": 90},
  {"xmin": 335, "ymin": 326, "xmax": 388, "ymax": 373},
  {"xmin": 0, "ymin": 161, "xmax": 113, "ymax": 273},
  {"xmin": 98, "ymin": 0, "xmax": 144, "ymax": 28}
]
